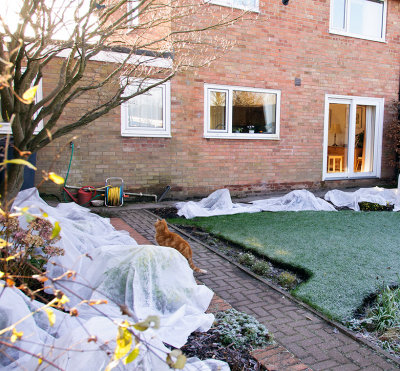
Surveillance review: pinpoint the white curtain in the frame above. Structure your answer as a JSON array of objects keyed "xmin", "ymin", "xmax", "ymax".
[
  {"xmin": 128, "ymin": 87, "xmax": 163, "ymax": 128},
  {"xmin": 363, "ymin": 106, "xmax": 375, "ymax": 172},
  {"xmin": 262, "ymin": 95, "xmax": 276, "ymax": 133}
]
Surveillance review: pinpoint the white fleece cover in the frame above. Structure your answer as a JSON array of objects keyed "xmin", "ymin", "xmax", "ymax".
[
  {"xmin": 252, "ymin": 189, "xmax": 337, "ymax": 212},
  {"xmin": 2, "ymin": 188, "xmax": 227, "ymax": 371},
  {"xmin": 176, "ymin": 189, "xmax": 262, "ymax": 219},
  {"xmin": 176, "ymin": 189, "xmax": 336, "ymax": 218},
  {"xmin": 324, "ymin": 187, "xmax": 400, "ymax": 211}
]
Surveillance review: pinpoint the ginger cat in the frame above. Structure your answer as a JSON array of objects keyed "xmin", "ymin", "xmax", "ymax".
[{"xmin": 154, "ymin": 219, "xmax": 207, "ymax": 274}]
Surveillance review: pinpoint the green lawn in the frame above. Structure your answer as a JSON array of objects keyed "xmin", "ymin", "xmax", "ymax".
[{"xmin": 169, "ymin": 211, "xmax": 400, "ymax": 321}]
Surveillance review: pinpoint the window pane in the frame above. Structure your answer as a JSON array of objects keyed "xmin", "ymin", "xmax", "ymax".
[
  {"xmin": 128, "ymin": 87, "xmax": 163, "ymax": 128},
  {"xmin": 232, "ymin": 90, "xmax": 276, "ymax": 134},
  {"xmin": 209, "ymin": 91, "xmax": 227, "ymax": 130},
  {"xmin": 349, "ymin": 0, "xmax": 383, "ymax": 39},
  {"xmin": 354, "ymin": 105, "xmax": 375, "ymax": 173},
  {"xmin": 127, "ymin": 0, "xmax": 139, "ymax": 26},
  {"xmin": 332, "ymin": 0, "xmax": 346, "ymax": 30},
  {"xmin": 234, "ymin": 0, "xmax": 257, "ymax": 9},
  {"xmin": 327, "ymin": 103, "xmax": 349, "ymax": 173}
]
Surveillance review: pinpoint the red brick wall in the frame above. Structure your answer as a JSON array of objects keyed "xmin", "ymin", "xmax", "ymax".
[{"xmin": 36, "ymin": 0, "xmax": 400, "ymax": 200}]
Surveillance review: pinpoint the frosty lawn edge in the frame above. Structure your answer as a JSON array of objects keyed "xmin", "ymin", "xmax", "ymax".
[{"xmin": 169, "ymin": 211, "xmax": 400, "ymax": 321}]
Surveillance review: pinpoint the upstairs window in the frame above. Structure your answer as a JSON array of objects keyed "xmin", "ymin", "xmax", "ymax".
[
  {"xmin": 208, "ymin": 0, "xmax": 258, "ymax": 12},
  {"xmin": 330, "ymin": 0, "xmax": 386, "ymax": 42}
]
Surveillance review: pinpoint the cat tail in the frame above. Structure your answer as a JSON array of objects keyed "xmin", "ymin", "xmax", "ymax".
[{"xmin": 188, "ymin": 258, "xmax": 207, "ymax": 274}]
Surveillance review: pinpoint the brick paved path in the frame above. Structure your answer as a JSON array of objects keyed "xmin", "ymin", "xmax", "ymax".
[{"xmin": 117, "ymin": 209, "xmax": 400, "ymax": 370}]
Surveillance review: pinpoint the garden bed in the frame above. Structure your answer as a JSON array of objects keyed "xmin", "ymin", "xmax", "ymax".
[
  {"xmin": 182, "ymin": 329, "xmax": 262, "ymax": 371},
  {"xmin": 182, "ymin": 308, "xmax": 272, "ymax": 371}
]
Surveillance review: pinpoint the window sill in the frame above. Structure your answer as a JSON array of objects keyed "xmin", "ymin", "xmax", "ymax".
[
  {"xmin": 204, "ymin": 133, "xmax": 279, "ymax": 140},
  {"xmin": 207, "ymin": 0, "xmax": 259, "ymax": 13},
  {"xmin": 323, "ymin": 174, "xmax": 379, "ymax": 181},
  {"xmin": 121, "ymin": 132, "xmax": 171, "ymax": 138},
  {"xmin": 329, "ymin": 29, "xmax": 386, "ymax": 43},
  {"xmin": 0, "ymin": 125, "xmax": 42, "ymax": 135}
]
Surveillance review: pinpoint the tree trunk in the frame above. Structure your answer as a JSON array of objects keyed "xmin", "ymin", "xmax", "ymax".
[{"xmin": 0, "ymin": 163, "xmax": 25, "ymax": 208}]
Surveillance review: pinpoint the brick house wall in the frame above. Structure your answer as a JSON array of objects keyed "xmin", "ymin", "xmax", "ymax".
[{"xmin": 36, "ymin": 0, "xmax": 400, "ymax": 200}]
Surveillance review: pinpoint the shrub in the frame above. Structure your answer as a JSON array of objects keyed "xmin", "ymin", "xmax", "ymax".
[
  {"xmin": 215, "ymin": 308, "xmax": 273, "ymax": 350},
  {"xmin": 0, "ymin": 214, "xmax": 63, "ymax": 288},
  {"xmin": 358, "ymin": 202, "xmax": 394, "ymax": 212},
  {"xmin": 348, "ymin": 285, "xmax": 400, "ymax": 356},
  {"xmin": 251, "ymin": 260, "xmax": 271, "ymax": 276},
  {"xmin": 237, "ymin": 252, "xmax": 256, "ymax": 267},
  {"xmin": 278, "ymin": 272, "xmax": 297, "ymax": 289},
  {"xmin": 366, "ymin": 285, "xmax": 400, "ymax": 333}
]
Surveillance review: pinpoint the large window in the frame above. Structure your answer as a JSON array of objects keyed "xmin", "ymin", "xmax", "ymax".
[
  {"xmin": 208, "ymin": 0, "xmax": 258, "ymax": 12},
  {"xmin": 204, "ymin": 84, "xmax": 280, "ymax": 140},
  {"xmin": 330, "ymin": 0, "xmax": 386, "ymax": 42},
  {"xmin": 121, "ymin": 79, "xmax": 171, "ymax": 137},
  {"xmin": 323, "ymin": 95, "xmax": 384, "ymax": 180}
]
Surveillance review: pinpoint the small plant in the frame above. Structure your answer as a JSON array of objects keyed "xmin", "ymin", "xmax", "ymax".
[
  {"xmin": 251, "ymin": 260, "xmax": 271, "ymax": 276},
  {"xmin": 215, "ymin": 308, "xmax": 273, "ymax": 350},
  {"xmin": 365, "ymin": 285, "xmax": 400, "ymax": 333},
  {"xmin": 278, "ymin": 272, "xmax": 297, "ymax": 289},
  {"xmin": 348, "ymin": 284, "xmax": 400, "ymax": 357},
  {"xmin": 358, "ymin": 202, "xmax": 394, "ymax": 212},
  {"xmin": 0, "ymin": 214, "xmax": 64, "ymax": 288},
  {"xmin": 237, "ymin": 252, "xmax": 256, "ymax": 267}
]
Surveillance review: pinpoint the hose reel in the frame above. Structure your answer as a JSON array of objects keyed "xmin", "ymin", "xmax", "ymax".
[{"xmin": 105, "ymin": 177, "xmax": 124, "ymax": 207}]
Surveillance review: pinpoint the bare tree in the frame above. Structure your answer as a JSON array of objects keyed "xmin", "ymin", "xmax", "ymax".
[{"xmin": 0, "ymin": 0, "xmax": 246, "ymax": 200}]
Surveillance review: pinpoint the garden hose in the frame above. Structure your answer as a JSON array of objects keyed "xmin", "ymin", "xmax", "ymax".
[
  {"xmin": 106, "ymin": 186, "xmax": 123, "ymax": 206},
  {"xmin": 63, "ymin": 142, "xmax": 75, "ymax": 202}
]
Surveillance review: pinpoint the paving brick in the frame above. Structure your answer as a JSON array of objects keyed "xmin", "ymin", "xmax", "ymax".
[
  {"xmin": 298, "ymin": 336, "xmax": 325, "ymax": 348},
  {"xmin": 313, "ymin": 359, "xmax": 341, "ymax": 370},
  {"xmin": 330, "ymin": 365, "xmax": 361, "ymax": 371},
  {"xmin": 326, "ymin": 349, "xmax": 352, "ymax": 364},
  {"xmin": 286, "ymin": 364, "xmax": 312, "ymax": 371},
  {"xmin": 280, "ymin": 333, "xmax": 307, "ymax": 345}
]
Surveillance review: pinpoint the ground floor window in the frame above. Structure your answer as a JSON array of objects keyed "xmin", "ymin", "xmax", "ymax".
[
  {"xmin": 204, "ymin": 84, "xmax": 280, "ymax": 140},
  {"xmin": 121, "ymin": 79, "xmax": 171, "ymax": 137},
  {"xmin": 323, "ymin": 95, "xmax": 384, "ymax": 180}
]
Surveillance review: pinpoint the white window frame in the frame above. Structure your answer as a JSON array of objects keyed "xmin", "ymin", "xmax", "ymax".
[
  {"xmin": 127, "ymin": 0, "xmax": 139, "ymax": 27},
  {"xmin": 0, "ymin": 73, "xmax": 43, "ymax": 135},
  {"xmin": 322, "ymin": 94, "xmax": 384, "ymax": 181},
  {"xmin": 329, "ymin": 0, "xmax": 387, "ymax": 43},
  {"xmin": 121, "ymin": 78, "xmax": 171, "ymax": 138},
  {"xmin": 204, "ymin": 83, "xmax": 280, "ymax": 140},
  {"xmin": 207, "ymin": 0, "xmax": 259, "ymax": 12}
]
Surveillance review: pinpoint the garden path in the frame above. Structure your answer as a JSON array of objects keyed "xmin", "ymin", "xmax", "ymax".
[{"xmin": 113, "ymin": 208, "xmax": 400, "ymax": 371}]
